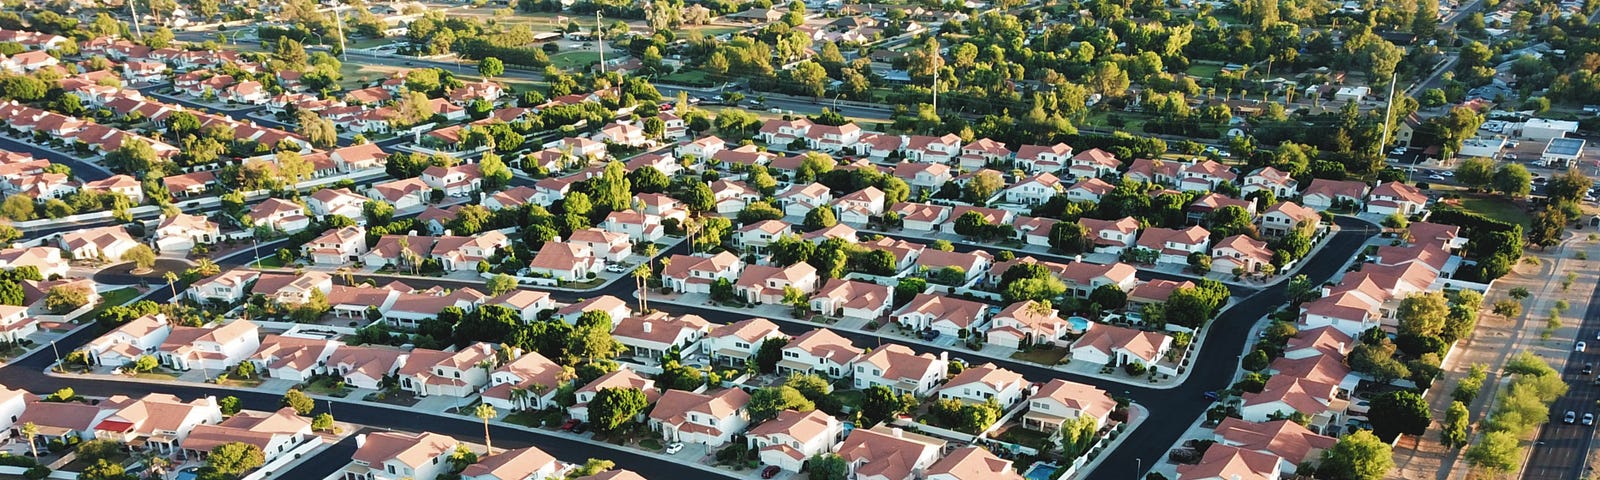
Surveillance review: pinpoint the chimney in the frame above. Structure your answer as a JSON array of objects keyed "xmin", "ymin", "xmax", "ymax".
[
  {"xmin": 892, "ymin": 428, "xmax": 903, "ymax": 438},
  {"xmin": 939, "ymin": 351, "xmax": 948, "ymax": 363},
  {"xmin": 642, "ymin": 322, "xmax": 653, "ymax": 333},
  {"xmin": 354, "ymin": 433, "xmax": 367, "ymax": 448}
]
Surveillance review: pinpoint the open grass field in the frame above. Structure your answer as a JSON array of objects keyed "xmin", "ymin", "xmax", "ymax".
[
  {"xmin": 549, "ymin": 51, "xmax": 602, "ymax": 70},
  {"xmin": 1451, "ymin": 195, "xmax": 1534, "ymax": 228}
]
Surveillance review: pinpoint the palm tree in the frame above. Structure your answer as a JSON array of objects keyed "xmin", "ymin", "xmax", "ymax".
[
  {"xmin": 140, "ymin": 450, "xmax": 172, "ymax": 480},
  {"xmin": 633, "ymin": 265, "xmax": 651, "ymax": 312},
  {"xmin": 194, "ymin": 258, "xmax": 220, "ymax": 277},
  {"xmin": 473, "ymin": 403, "xmax": 498, "ymax": 453},
  {"xmin": 163, "ymin": 271, "xmax": 179, "ymax": 299},
  {"xmin": 20, "ymin": 422, "xmax": 38, "ymax": 460},
  {"xmin": 1026, "ymin": 300, "xmax": 1054, "ymax": 318}
]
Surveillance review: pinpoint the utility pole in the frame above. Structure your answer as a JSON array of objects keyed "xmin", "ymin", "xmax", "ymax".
[
  {"xmin": 1378, "ymin": 72, "xmax": 1398, "ymax": 156},
  {"xmin": 333, "ymin": 5, "xmax": 347, "ymax": 61},
  {"xmin": 931, "ymin": 53, "xmax": 940, "ymax": 113},
  {"xmin": 597, "ymin": 12, "xmax": 606, "ymax": 76},
  {"xmin": 128, "ymin": 0, "xmax": 144, "ymax": 40}
]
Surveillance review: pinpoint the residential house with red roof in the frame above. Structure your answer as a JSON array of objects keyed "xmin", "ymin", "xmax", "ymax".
[
  {"xmin": 1175, "ymin": 444, "xmax": 1283, "ymax": 480},
  {"xmin": 902, "ymin": 134, "xmax": 961, "ymax": 164},
  {"xmin": 758, "ymin": 118, "xmax": 813, "ymax": 146},
  {"xmin": 555, "ymin": 295, "xmax": 631, "ymax": 325},
  {"xmin": 702, "ymin": 317, "xmax": 787, "ymax": 367},
  {"xmin": 1211, "ymin": 235, "xmax": 1274, "ymax": 274},
  {"xmin": 938, "ymin": 363, "xmax": 1028, "ymax": 407},
  {"xmin": 710, "ymin": 179, "xmax": 762, "ymax": 215},
  {"xmin": 162, "ymin": 170, "xmax": 217, "ymax": 197},
  {"xmin": 1067, "ymin": 148, "xmax": 1121, "ymax": 179},
  {"xmin": 1128, "ymin": 279, "xmax": 1194, "ymax": 308},
  {"xmin": 1187, "ymin": 193, "xmax": 1257, "ymax": 224},
  {"xmin": 366, "ymin": 178, "xmax": 429, "ymax": 211},
  {"xmin": 1366, "ymin": 181, "xmax": 1429, "ymax": 216},
  {"xmin": 568, "ymin": 366, "xmax": 658, "ymax": 423},
  {"xmin": 837, "ymin": 425, "xmax": 946, "ymax": 480},
  {"xmin": 1211, "ymin": 418, "xmax": 1337, "ymax": 475},
  {"xmin": 925, "ymin": 446, "xmax": 1025, "ymax": 480},
  {"xmin": 1013, "ymin": 216, "xmax": 1059, "ymax": 247},
  {"xmin": 182, "ymin": 407, "xmax": 314, "ymax": 462},
  {"xmin": 1178, "ymin": 159, "xmax": 1238, "ymax": 192},
  {"xmin": 460, "ymin": 446, "xmax": 563, "ymax": 480},
  {"xmin": 303, "ymin": 226, "xmax": 368, "ymax": 265},
  {"xmin": 958, "ymin": 138, "xmax": 1011, "ymax": 170},
  {"xmin": 612, "ymin": 312, "xmax": 711, "ymax": 360},
  {"xmin": 248, "ymin": 198, "xmax": 311, "ymax": 233},
  {"xmin": 157, "ymin": 320, "xmax": 261, "ymax": 372},
  {"xmin": 480, "ymin": 350, "xmax": 567, "ymax": 411},
  {"xmin": 482, "ymin": 186, "xmax": 539, "ymax": 212},
  {"xmin": 1070, "ymin": 323, "xmax": 1173, "ymax": 373},
  {"xmin": 891, "ymin": 162, "xmax": 953, "ymax": 194},
  {"xmin": 809, "ymin": 279, "xmax": 891, "ymax": 323},
  {"xmin": 833, "ymin": 186, "xmax": 886, "ymax": 223},
  {"xmin": 747, "ymin": 409, "xmax": 843, "ymax": 472},
  {"xmin": 569, "ymin": 228, "xmax": 631, "ymax": 264},
  {"xmin": 649, "ymin": 388, "xmax": 751, "ymax": 446},
  {"xmin": 805, "ymin": 123, "xmax": 863, "ymax": 152},
  {"xmin": 986, "ymin": 300, "xmax": 1074, "ymax": 349},
  {"xmin": 362, "ymin": 234, "xmax": 435, "ymax": 270},
  {"xmin": 1065, "ymin": 177, "xmax": 1115, "ymax": 203},
  {"xmin": 1023, "ymin": 379, "xmax": 1116, "ymax": 434},
  {"xmin": 1003, "ymin": 173, "xmax": 1064, "ymax": 205},
  {"xmin": 601, "ymin": 210, "xmax": 665, "ymax": 243},
  {"xmin": 1134, "ymin": 225, "xmax": 1211, "ymax": 265},
  {"xmin": 431, "ymin": 232, "xmax": 509, "ymax": 272},
  {"xmin": 1300, "ymin": 179, "xmax": 1370, "ymax": 210},
  {"xmin": 527, "ymin": 241, "xmax": 599, "ymax": 282},
  {"xmin": 82, "ymin": 174, "xmax": 145, "ymax": 204},
  {"xmin": 734, "ymin": 262, "xmax": 818, "ymax": 305},
  {"xmin": 737, "ymin": 220, "xmax": 793, "ymax": 254},
  {"xmin": 1241, "ymin": 166, "xmax": 1297, "ymax": 198},
  {"xmin": 677, "ymin": 135, "xmax": 727, "ymax": 159},
  {"xmin": 852, "ymin": 344, "xmax": 948, "ymax": 397},
  {"xmin": 1124, "ymin": 158, "xmax": 1181, "ymax": 185},
  {"xmin": 249, "ymin": 334, "xmax": 338, "ymax": 382},
  {"xmin": 1239, "ymin": 375, "xmax": 1347, "ymax": 430},
  {"xmin": 854, "ymin": 132, "xmax": 905, "ymax": 160},
  {"xmin": 778, "ymin": 183, "xmax": 833, "ymax": 217},
  {"xmin": 893, "ymin": 293, "xmax": 989, "ymax": 338},
  {"xmin": 80, "ymin": 314, "xmax": 171, "ymax": 366},
  {"xmin": 1078, "ymin": 217, "xmax": 1140, "ymax": 254},
  {"xmin": 777, "ymin": 328, "xmax": 863, "ymax": 378},
  {"xmin": 1260, "ymin": 202, "xmax": 1320, "ymax": 238},
  {"xmin": 421, "ymin": 164, "xmax": 483, "ymax": 197},
  {"xmin": 1015, "ymin": 143, "xmax": 1073, "ymax": 173},
  {"xmin": 661, "ymin": 252, "xmax": 744, "ymax": 294},
  {"xmin": 914, "ymin": 249, "xmax": 992, "ymax": 284},
  {"xmin": 92, "ymin": 393, "xmax": 223, "ymax": 454},
  {"xmin": 342, "ymin": 431, "xmax": 458, "ymax": 480},
  {"xmin": 382, "ymin": 289, "xmax": 487, "ymax": 327},
  {"xmin": 153, "ymin": 213, "xmax": 220, "ymax": 252},
  {"xmin": 594, "ymin": 122, "xmax": 646, "ymax": 146},
  {"xmin": 398, "ymin": 343, "xmax": 497, "ymax": 397},
  {"xmin": 889, "ymin": 202, "xmax": 951, "ymax": 233},
  {"xmin": 327, "ymin": 346, "xmax": 407, "ymax": 390},
  {"xmin": 0, "ymin": 246, "xmax": 66, "ymax": 280}
]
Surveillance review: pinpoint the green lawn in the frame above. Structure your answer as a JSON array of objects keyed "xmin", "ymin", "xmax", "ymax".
[
  {"xmin": 1185, "ymin": 63, "xmax": 1224, "ymax": 79},
  {"xmin": 84, "ymin": 288, "xmax": 140, "ymax": 324},
  {"xmin": 505, "ymin": 409, "xmax": 563, "ymax": 428},
  {"xmin": 661, "ymin": 70, "xmax": 711, "ymax": 85},
  {"xmin": 833, "ymin": 389, "xmax": 866, "ymax": 412},
  {"xmin": 1447, "ymin": 196, "xmax": 1533, "ymax": 228},
  {"xmin": 549, "ymin": 51, "xmax": 602, "ymax": 71},
  {"xmin": 299, "ymin": 377, "xmax": 351, "ymax": 397},
  {"xmin": 1010, "ymin": 347, "xmax": 1071, "ymax": 366},
  {"xmin": 994, "ymin": 426, "xmax": 1052, "ymax": 449}
]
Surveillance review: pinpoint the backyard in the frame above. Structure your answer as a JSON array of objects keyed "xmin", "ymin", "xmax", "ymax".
[
  {"xmin": 1439, "ymin": 194, "xmax": 1533, "ymax": 228},
  {"xmin": 83, "ymin": 287, "xmax": 141, "ymax": 324}
]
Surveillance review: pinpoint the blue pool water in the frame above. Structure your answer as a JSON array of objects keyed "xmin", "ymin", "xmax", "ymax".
[
  {"xmin": 1067, "ymin": 316, "xmax": 1090, "ymax": 332},
  {"xmin": 176, "ymin": 467, "xmax": 201, "ymax": 480},
  {"xmin": 1024, "ymin": 462, "xmax": 1060, "ymax": 480}
]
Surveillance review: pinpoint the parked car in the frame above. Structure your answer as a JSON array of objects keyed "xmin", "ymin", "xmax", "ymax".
[
  {"xmin": 560, "ymin": 419, "xmax": 580, "ymax": 431},
  {"xmin": 920, "ymin": 329, "xmax": 939, "ymax": 340},
  {"xmin": 1578, "ymin": 341, "xmax": 1587, "ymax": 352},
  {"xmin": 1203, "ymin": 391, "xmax": 1219, "ymax": 401},
  {"xmin": 665, "ymin": 442, "xmax": 685, "ymax": 454},
  {"xmin": 1565, "ymin": 411, "xmax": 1577, "ymax": 424},
  {"xmin": 1586, "ymin": 413, "xmax": 1595, "ymax": 426},
  {"xmin": 571, "ymin": 421, "xmax": 589, "ymax": 434},
  {"xmin": 1584, "ymin": 363, "xmax": 1594, "ymax": 375},
  {"xmin": 762, "ymin": 466, "xmax": 781, "ymax": 479}
]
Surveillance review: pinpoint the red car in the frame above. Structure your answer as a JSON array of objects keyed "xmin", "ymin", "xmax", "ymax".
[
  {"xmin": 761, "ymin": 466, "xmax": 780, "ymax": 479},
  {"xmin": 560, "ymin": 419, "xmax": 580, "ymax": 431}
]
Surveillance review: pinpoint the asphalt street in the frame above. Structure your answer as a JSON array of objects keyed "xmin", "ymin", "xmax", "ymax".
[
  {"xmin": 0, "ymin": 135, "xmax": 114, "ymax": 181},
  {"xmin": 1522, "ymin": 275, "xmax": 1600, "ymax": 480},
  {"xmin": 0, "ymin": 211, "xmax": 1376, "ymax": 479}
]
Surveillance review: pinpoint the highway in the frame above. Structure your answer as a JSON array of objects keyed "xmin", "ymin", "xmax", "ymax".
[
  {"xmin": 1521, "ymin": 273, "xmax": 1600, "ymax": 480},
  {"xmin": 0, "ymin": 214, "xmax": 1377, "ymax": 479}
]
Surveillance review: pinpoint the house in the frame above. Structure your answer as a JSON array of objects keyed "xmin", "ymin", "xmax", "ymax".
[
  {"xmin": 1134, "ymin": 226, "xmax": 1211, "ymax": 265},
  {"xmin": 635, "ymin": 193, "xmax": 689, "ymax": 222},
  {"xmin": 82, "ymin": 174, "xmax": 145, "ymax": 204},
  {"xmin": 805, "ymin": 123, "xmax": 863, "ymax": 152},
  {"xmin": 661, "ymin": 252, "xmax": 744, "ymax": 294},
  {"xmin": 1124, "ymin": 158, "xmax": 1181, "ymax": 185},
  {"xmin": 855, "ymin": 133, "xmax": 905, "ymax": 160},
  {"xmin": 649, "ymin": 388, "xmax": 751, "ymax": 446},
  {"xmin": 248, "ymin": 334, "xmax": 338, "ymax": 382},
  {"xmin": 777, "ymin": 328, "xmax": 862, "ymax": 378},
  {"xmin": 891, "ymin": 162, "xmax": 954, "ymax": 193},
  {"xmin": 1300, "ymin": 179, "xmax": 1370, "ymax": 210},
  {"xmin": 157, "ymin": 320, "xmax": 261, "ymax": 372},
  {"xmin": 343, "ymin": 431, "xmax": 458, "ymax": 480},
  {"xmin": 890, "ymin": 202, "xmax": 952, "ymax": 233},
  {"xmin": 568, "ymin": 367, "xmax": 659, "ymax": 422},
  {"xmin": 938, "ymin": 364, "xmax": 1027, "ymax": 407},
  {"xmin": 758, "ymin": 118, "xmax": 813, "ymax": 146},
  {"xmin": 925, "ymin": 446, "xmax": 1025, "ymax": 480},
  {"xmin": 1003, "ymin": 173, "xmax": 1064, "ymax": 205},
  {"xmin": 853, "ymin": 344, "xmax": 947, "ymax": 397},
  {"xmin": 1211, "ymin": 235, "xmax": 1274, "ymax": 274},
  {"xmin": 251, "ymin": 272, "xmax": 333, "ymax": 305},
  {"xmin": 833, "ymin": 186, "xmax": 886, "ymax": 223},
  {"xmin": 154, "ymin": 214, "xmax": 220, "ymax": 252},
  {"xmin": 986, "ymin": 300, "xmax": 1074, "ymax": 349},
  {"xmin": 361, "ymin": 235, "xmax": 435, "ymax": 270},
  {"xmin": 91, "ymin": 394, "xmax": 223, "ymax": 453},
  {"xmin": 777, "ymin": 183, "xmax": 833, "ymax": 217},
  {"xmin": 1175, "ymin": 444, "xmax": 1284, "ymax": 480},
  {"xmin": 486, "ymin": 290, "xmax": 554, "ymax": 324},
  {"xmin": 1212, "ymin": 418, "xmax": 1337, "ymax": 475},
  {"xmin": 1078, "ymin": 217, "xmax": 1140, "ymax": 254},
  {"xmin": 188, "ymin": 271, "xmax": 262, "ymax": 305},
  {"xmin": 601, "ymin": 210, "xmax": 665, "ymax": 243},
  {"xmin": 1012, "ymin": 143, "xmax": 1074, "ymax": 174},
  {"xmin": 1297, "ymin": 284, "xmax": 1385, "ymax": 336},
  {"xmin": 710, "ymin": 179, "xmax": 762, "ymax": 215},
  {"xmin": 951, "ymin": 205, "xmax": 1016, "ymax": 227},
  {"xmin": 162, "ymin": 170, "xmax": 218, "ymax": 197},
  {"xmin": 594, "ymin": 122, "xmax": 646, "ymax": 147},
  {"xmin": 1365, "ymin": 181, "xmax": 1428, "ymax": 216},
  {"xmin": 479, "ymin": 350, "xmax": 566, "ymax": 412},
  {"xmin": 554, "ymin": 295, "xmax": 631, "ymax": 325},
  {"xmin": 528, "ymin": 242, "xmax": 599, "ymax": 282},
  {"xmin": 0, "ymin": 385, "xmax": 33, "ymax": 432},
  {"xmin": 327, "ymin": 346, "xmax": 407, "ymax": 390},
  {"xmin": 958, "ymin": 138, "xmax": 1011, "ymax": 170},
  {"xmin": 430, "ymin": 232, "xmax": 509, "ymax": 272},
  {"xmin": 307, "ymin": 188, "xmax": 370, "ymax": 223},
  {"xmin": 893, "ymin": 293, "xmax": 988, "ymax": 337},
  {"xmin": 1178, "ymin": 160, "xmax": 1237, "ymax": 192},
  {"xmin": 1067, "ymin": 148, "xmax": 1120, "ymax": 179},
  {"xmin": 809, "ymin": 279, "xmax": 892, "ymax": 322},
  {"xmin": 1128, "ymin": 279, "xmax": 1194, "ymax": 307},
  {"xmin": 736, "ymin": 220, "xmax": 793, "ymax": 254},
  {"xmin": 678, "ymin": 135, "xmax": 727, "ymax": 159},
  {"xmin": 1187, "ymin": 193, "xmax": 1257, "ymax": 224},
  {"xmin": 913, "ymin": 249, "xmax": 991, "ymax": 284},
  {"xmin": 1065, "ymin": 177, "xmax": 1115, "ymax": 203},
  {"xmin": 611, "ymin": 312, "xmax": 711, "ymax": 360},
  {"xmin": 421, "ymin": 164, "xmax": 484, "ymax": 196},
  {"xmin": 81, "ymin": 314, "xmax": 171, "ymax": 367},
  {"xmin": 15, "ymin": 400, "xmax": 108, "ymax": 443},
  {"xmin": 803, "ymin": 224, "xmax": 859, "ymax": 244},
  {"xmin": 1260, "ymin": 202, "xmax": 1320, "ymax": 238},
  {"xmin": 367, "ymin": 178, "xmax": 430, "ymax": 211},
  {"xmin": 460, "ymin": 447, "xmax": 563, "ymax": 480},
  {"xmin": 303, "ymin": 226, "xmax": 368, "ymax": 265},
  {"xmin": 397, "ymin": 343, "xmax": 497, "ymax": 397},
  {"xmin": 747, "ymin": 410, "xmax": 842, "ymax": 472},
  {"xmin": 903, "ymin": 133, "xmax": 963, "ymax": 164},
  {"xmin": 0, "ymin": 246, "xmax": 68, "ymax": 279},
  {"xmin": 1070, "ymin": 323, "xmax": 1173, "ymax": 371},
  {"xmin": 1059, "ymin": 262, "xmax": 1139, "ymax": 298},
  {"xmin": 0, "ymin": 304, "xmax": 31, "ymax": 344},
  {"xmin": 1022, "ymin": 379, "xmax": 1115, "ymax": 434},
  {"xmin": 380, "ymin": 288, "xmax": 484, "ymax": 327},
  {"xmin": 702, "ymin": 318, "xmax": 786, "ymax": 367},
  {"xmin": 1240, "ymin": 375, "xmax": 1346, "ymax": 431},
  {"xmin": 248, "ymin": 198, "xmax": 311, "ymax": 233},
  {"xmin": 837, "ymin": 426, "xmax": 946, "ymax": 480},
  {"xmin": 1241, "ymin": 167, "xmax": 1297, "ymax": 198},
  {"xmin": 569, "ymin": 228, "xmax": 631, "ymax": 264},
  {"xmin": 734, "ymin": 263, "xmax": 818, "ymax": 305}
]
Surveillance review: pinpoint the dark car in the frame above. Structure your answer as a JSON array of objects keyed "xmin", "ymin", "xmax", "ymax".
[
  {"xmin": 1585, "ymin": 363, "xmax": 1594, "ymax": 375},
  {"xmin": 921, "ymin": 330, "xmax": 939, "ymax": 340},
  {"xmin": 560, "ymin": 419, "xmax": 580, "ymax": 431},
  {"xmin": 762, "ymin": 466, "xmax": 781, "ymax": 479},
  {"xmin": 1203, "ymin": 391, "xmax": 1219, "ymax": 401},
  {"xmin": 572, "ymin": 421, "xmax": 589, "ymax": 434}
]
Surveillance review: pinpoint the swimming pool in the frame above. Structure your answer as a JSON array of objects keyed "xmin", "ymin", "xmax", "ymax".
[
  {"xmin": 175, "ymin": 466, "xmax": 201, "ymax": 480},
  {"xmin": 1023, "ymin": 462, "xmax": 1060, "ymax": 480},
  {"xmin": 1067, "ymin": 316, "xmax": 1090, "ymax": 333}
]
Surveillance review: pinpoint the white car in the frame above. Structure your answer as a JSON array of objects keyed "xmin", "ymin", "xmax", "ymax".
[
  {"xmin": 1586, "ymin": 413, "xmax": 1595, "ymax": 426},
  {"xmin": 1429, "ymin": 174, "xmax": 1446, "ymax": 181},
  {"xmin": 1441, "ymin": 171, "xmax": 1454, "ymax": 177},
  {"xmin": 1566, "ymin": 411, "xmax": 1578, "ymax": 424},
  {"xmin": 664, "ymin": 442, "xmax": 684, "ymax": 454},
  {"xmin": 1390, "ymin": 147, "xmax": 1407, "ymax": 155},
  {"xmin": 1578, "ymin": 341, "xmax": 1588, "ymax": 352}
]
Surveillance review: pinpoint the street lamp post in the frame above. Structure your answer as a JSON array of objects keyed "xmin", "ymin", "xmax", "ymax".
[
  {"xmin": 49, "ymin": 341, "xmax": 60, "ymax": 370},
  {"xmin": 1136, "ymin": 458, "xmax": 1142, "ymax": 479}
]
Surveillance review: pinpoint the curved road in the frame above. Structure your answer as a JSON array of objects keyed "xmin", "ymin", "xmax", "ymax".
[{"xmin": 0, "ymin": 216, "xmax": 1377, "ymax": 479}]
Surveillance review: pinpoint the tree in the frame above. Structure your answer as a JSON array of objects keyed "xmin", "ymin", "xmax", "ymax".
[
  {"xmin": 963, "ymin": 170, "xmax": 1005, "ymax": 204},
  {"xmin": 807, "ymin": 454, "xmax": 848, "ymax": 480},
  {"xmin": 788, "ymin": 60, "xmax": 828, "ymax": 97},
  {"xmin": 296, "ymin": 110, "xmax": 337, "ymax": 149},
  {"xmin": 1318, "ymin": 430, "xmax": 1394, "ymax": 480},
  {"xmin": 20, "ymin": 422, "xmax": 38, "ymax": 459},
  {"xmin": 1492, "ymin": 299, "xmax": 1522, "ymax": 318},
  {"xmin": 755, "ymin": 337, "xmax": 787, "ymax": 373},
  {"xmin": 1441, "ymin": 401, "xmax": 1469, "ymax": 448},
  {"xmin": 80, "ymin": 459, "xmax": 131, "ymax": 480},
  {"xmin": 1048, "ymin": 221, "xmax": 1086, "ymax": 253},
  {"xmin": 473, "ymin": 402, "xmax": 497, "ymax": 452},
  {"xmin": 1529, "ymin": 206, "xmax": 1567, "ymax": 248},
  {"xmin": 1454, "ymin": 157, "xmax": 1496, "ymax": 190},
  {"xmin": 1466, "ymin": 430, "xmax": 1521, "ymax": 472},
  {"xmin": 1368, "ymin": 391, "xmax": 1431, "ymax": 442},
  {"xmin": 953, "ymin": 211, "xmax": 990, "ymax": 237},
  {"xmin": 487, "ymin": 274, "xmax": 518, "ymax": 296},
  {"xmin": 311, "ymin": 413, "xmax": 334, "ymax": 432},
  {"xmin": 206, "ymin": 443, "xmax": 265, "ymax": 477},
  {"xmin": 1549, "ymin": 169, "xmax": 1594, "ymax": 204},
  {"xmin": 133, "ymin": 355, "xmax": 159, "ymax": 373},
  {"xmin": 478, "ymin": 57, "xmax": 504, "ymax": 79},
  {"xmin": 479, "ymin": 152, "xmax": 513, "ymax": 191},
  {"xmin": 44, "ymin": 284, "xmax": 90, "ymax": 314},
  {"xmin": 281, "ymin": 389, "xmax": 315, "ymax": 415},
  {"xmin": 747, "ymin": 386, "xmax": 816, "ymax": 422},
  {"xmin": 589, "ymin": 387, "xmax": 649, "ymax": 432},
  {"xmin": 1492, "ymin": 163, "xmax": 1532, "ymax": 198},
  {"xmin": 804, "ymin": 206, "xmax": 838, "ymax": 230},
  {"xmin": 218, "ymin": 396, "xmax": 241, "ymax": 415},
  {"xmin": 1088, "ymin": 284, "xmax": 1127, "ymax": 310},
  {"xmin": 1397, "ymin": 292, "xmax": 1449, "ymax": 338},
  {"xmin": 591, "ymin": 161, "xmax": 632, "ymax": 213},
  {"xmin": 0, "ymin": 194, "xmax": 35, "ymax": 221},
  {"xmin": 1187, "ymin": 252, "xmax": 1212, "ymax": 274},
  {"xmin": 121, "ymin": 244, "xmax": 157, "ymax": 271},
  {"xmin": 860, "ymin": 385, "xmax": 914, "ymax": 426}
]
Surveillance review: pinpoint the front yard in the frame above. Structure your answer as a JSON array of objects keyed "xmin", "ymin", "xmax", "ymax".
[{"xmin": 1010, "ymin": 346, "xmax": 1071, "ymax": 366}]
